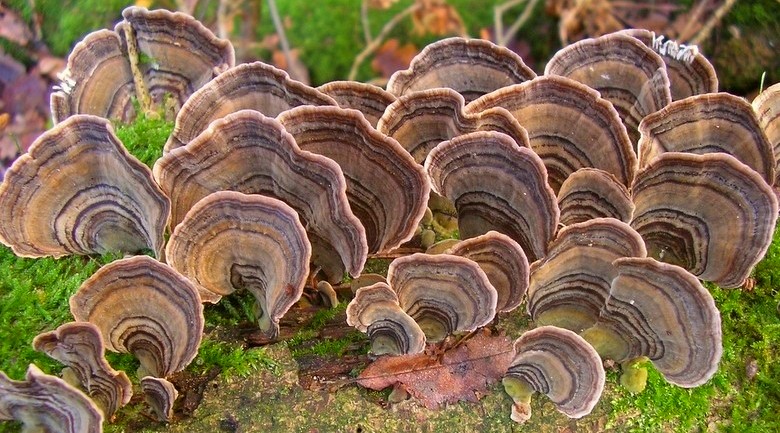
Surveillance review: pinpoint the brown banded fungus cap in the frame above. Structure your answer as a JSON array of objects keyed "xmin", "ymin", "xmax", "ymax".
[
  {"xmin": 69, "ymin": 256, "xmax": 204, "ymax": 378},
  {"xmin": 425, "ymin": 131, "xmax": 558, "ymax": 262},
  {"xmin": 164, "ymin": 61, "xmax": 337, "ymax": 152},
  {"xmin": 346, "ymin": 282, "xmax": 426, "ymax": 356},
  {"xmin": 140, "ymin": 376, "xmax": 177, "ymax": 422},
  {"xmin": 50, "ymin": 30, "xmax": 136, "ymax": 123},
  {"xmin": 465, "ymin": 75, "xmax": 637, "ymax": 193},
  {"xmin": 527, "ymin": 218, "xmax": 647, "ymax": 333},
  {"xmin": 0, "ymin": 115, "xmax": 170, "ymax": 258},
  {"xmin": 557, "ymin": 168, "xmax": 634, "ymax": 226},
  {"xmin": 620, "ymin": 29, "xmax": 718, "ymax": 101},
  {"xmin": 638, "ymin": 93, "xmax": 775, "ymax": 185},
  {"xmin": 0, "ymin": 364, "xmax": 103, "ymax": 433},
  {"xmin": 154, "ymin": 109, "xmax": 367, "ymax": 283},
  {"xmin": 377, "ymin": 88, "xmax": 529, "ymax": 164},
  {"xmin": 585, "ymin": 257, "xmax": 722, "ymax": 387},
  {"xmin": 277, "ymin": 106, "xmax": 429, "ymax": 254},
  {"xmin": 446, "ymin": 231, "xmax": 529, "ymax": 313},
  {"xmin": 545, "ymin": 32, "xmax": 672, "ymax": 146},
  {"xmin": 32, "ymin": 322, "xmax": 132, "ymax": 419},
  {"xmin": 386, "ymin": 253, "xmax": 497, "ymax": 343},
  {"xmin": 752, "ymin": 83, "xmax": 780, "ymax": 185},
  {"xmin": 386, "ymin": 37, "xmax": 536, "ymax": 104},
  {"xmin": 166, "ymin": 191, "xmax": 311, "ymax": 339},
  {"xmin": 503, "ymin": 326, "xmax": 605, "ymax": 423},
  {"xmin": 630, "ymin": 152, "xmax": 778, "ymax": 288},
  {"xmin": 317, "ymin": 81, "xmax": 396, "ymax": 127},
  {"xmin": 51, "ymin": 7, "xmax": 234, "ymax": 124}
]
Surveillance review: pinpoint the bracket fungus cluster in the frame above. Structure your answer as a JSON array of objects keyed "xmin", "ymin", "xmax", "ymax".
[{"xmin": 2, "ymin": 6, "xmax": 780, "ymax": 430}]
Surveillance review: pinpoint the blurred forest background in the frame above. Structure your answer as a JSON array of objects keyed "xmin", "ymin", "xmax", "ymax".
[{"xmin": 0, "ymin": 0, "xmax": 778, "ymax": 175}]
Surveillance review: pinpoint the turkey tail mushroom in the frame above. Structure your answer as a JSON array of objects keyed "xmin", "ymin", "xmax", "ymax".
[
  {"xmin": 346, "ymin": 282, "xmax": 426, "ymax": 356},
  {"xmin": 0, "ymin": 364, "xmax": 103, "ymax": 433},
  {"xmin": 425, "ymin": 130, "xmax": 557, "ymax": 262},
  {"xmin": 317, "ymin": 81, "xmax": 396, "ymax": 127},
  {"xmin": 386, "ymin": 37, "xmax": 536, "ymax": 103},
  {"xmin": 386, "ymin": 253, "xmax": 497, "ymax": 343},
  {"xmin": 166, "ymin": 191, "xmax": 311, "ymax": 339},
  {"xmin": 557, "ymin": 168, "xmax": 634, "ymax": 226},
  {"xmin": 630, "ymin": 152, "xmax": 778, "ymax": 288},
  {"xmin": 0, "ymin": 115, "xmax": 170, "ymax": 259},
  {"xmin": 32, "ymin": 322, "xmax": 132, "ymax": 420},
  {"xmin": 638, "ymin": 93, "xmax": 775, "ymax": 185},
  {"xmin": 752, "ymin": 82, "xmax": 780, "ymax": 186},
  {"xmin": 69, "ymin": 256, "xmax": 204, "ymax": 378},
  {"xmin": 545, "ymin": 32, "xmax": 672, "ymax": 146},
  {"xmin": 503, "ymin": 326, "xmax": 605, "ymax": 423}
]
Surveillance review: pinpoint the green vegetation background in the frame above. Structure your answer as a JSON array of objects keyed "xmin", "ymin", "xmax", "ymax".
[{"xmin": 1, "ymin": 0, "xmax": 779, "ymax": 432}]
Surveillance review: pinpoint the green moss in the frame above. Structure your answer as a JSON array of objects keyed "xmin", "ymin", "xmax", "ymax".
[
  {"xmin": 113, "ymin": 113, "xmax": 173, "ymax": 168},
  {"xmin": 0, "ymin": 249, "xmax": 115, "ymax": 379},
  {"xmin": 191, "ymin": 339, "xmax": 281, "ymax": 378}
]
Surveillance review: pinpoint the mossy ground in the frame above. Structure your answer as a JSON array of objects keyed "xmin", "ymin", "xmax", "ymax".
[{"xmin": 1, "ymin": 1, "xmax": 780, "ymax": 432}]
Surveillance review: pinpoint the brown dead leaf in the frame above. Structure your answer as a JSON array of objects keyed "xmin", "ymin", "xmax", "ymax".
[
  {"xmin": 412, "ymin": 0, "xmax": 466, "ymax": 36},
  {"xmin": 0, "ymin": 5, "xmax": 34, "ymax": 46},
  {"xmin": 272, "ymin": 48, "xmax": 310, "ymax": 85},
  {"xmin": 357, "ymin": 330, "xmax": 514, "ymax": 409},
  {"xmin": 368, "ymin": 0, "xmax": 401, "ymax": 9},
  {"xmin": 371, "ymin": 39, "xmax": 418, "ymax": 79}
]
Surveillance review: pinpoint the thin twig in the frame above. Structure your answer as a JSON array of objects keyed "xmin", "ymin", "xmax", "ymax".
[
  {"xmin": 348, "ymin": 3, "xmax": 421, "ymax": 81},
  {"xmin": 677, "ymin": 0, "xmax": 711, "ymax": 42},
  {"xmin": 493, "ymin": 0, "xmax": 525, "ymax": 46},
  {"xmin": 361, "ymin": 0, "xmax": 373, "ymax": 45},
  {"xmin": 267, "ymin": 0, "xmax": 294, "ymax": 75},
  {"xmin": 690, "ymin": 0, "xmax": 738, "ymax": 46},
  {"xmin": 501, "ymin": 0, "xmax": 540, "ymax": 46}
]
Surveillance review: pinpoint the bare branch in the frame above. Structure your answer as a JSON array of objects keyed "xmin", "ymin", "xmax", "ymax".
[
  {"xmin": 690, "ymin": 0, "xmax": 738, "ymax": 46},
  {"xmin": 361, "ymin": 0, "xmax": 373, "ymax": 45},
  {"xmin": 493, "ymin": 0, "xmax": 525, "ymax": 46},
  {"xmin": 501, "ymin": 0, "xmax": 540, "ymax": 46},
  {"xmin": 348, "ymin": 2, "xmax": 420, "ymax": 81}
]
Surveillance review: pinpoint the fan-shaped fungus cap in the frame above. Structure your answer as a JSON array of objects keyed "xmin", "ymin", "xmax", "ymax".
[
  {"xmin": 346, "ymin": 282, "xmax": 426, "ymax": 355},
  {"xmin": 51, "ymin": 7, "xmax": 234, "ymax": 124},
  {"xmin": 503, "ymin": 326, "xmax": 605, "ymax": 423},
  {"xmin": 0, "ymin": 364, "xmax": 103, "ymax": 433},
  {"xmin": 166, "ymin": 191, "xmax": 311, "ymax": 338},
  {"xmin": 425, "ymin": 131, "xmax": 558, "ymax": 262},
  {"xmin": 630, "ymin": 152, "xmax": 778, "ymax": 288},
  {"xmin": 377, "ymin": 88, "xmax": 529, "ymax": 164},
  {"xmin": 620, "ymin": 29, "xmax": 718, "ymax": 101},
  {"xmin": 753, "ymin": 83, "xmax": 780, "ymax": 185},
  {"xmin": 465, "ymin": 75, "xmax": 637, "ymax": 192},
  {"xmin": 587, "ymin": 257, "xmax": 722, "ymax": 387},
  {"xmin": 140, "ymin": 376, "xmax": 177, "ymax": 422},
  {"xmin": 154, "ymin": 109, "xmax": 367, "ymax": 283},
  {"xmin": 557, "ymin": 168, "xmax": 634, "ymax": 226},
  {"xmin": 386, "ymin": 37, "xmax": 536, "ymax": 103},
  {"xmin": 545, "ymin": 32, "xmax": 671, "ymax": 145},
  {"xmin": 277, "ymin": 106, "xmax": 429, "ymax": 254},
  {"xmin": 638, "ymin": 93, "xmax": 775, "ymax": 185},
  {"xmin": 117, "ymin": 7, "xmax": 235, "ymax": 117},
  {"xmin": 69, "ymin": 256, "xmax": 204, "ymax": 378},
  {"xmin": 386, "ymin": 253, "xmax": 497, "ymax": 343},
  {"xmin": 528, "ymin": 218, "xmax": 647, "ymax": 333},
  {"xmin": 446, "ymin": 231, "xmax": 529, "ymax": 313},
  {"xmin": 50, "ymin": 30, "xmax": 136, "ymax": 123},
  {"xmin": 33, "ymin": 322, "xmax": 132, "ymax": 419},
  {"xmin": 317, "ymin": 81, "xmax": 396, "ymax": 127},
  {"xmin": 0, "ymin": 115, "xmax": 170, "ymax": 258},
  {"xmin": 164, "ymin": 61, "xmax": 337, "ymax": 152}
]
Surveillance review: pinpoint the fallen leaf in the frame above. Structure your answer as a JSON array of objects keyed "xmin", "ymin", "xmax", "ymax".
[
  {"xmin": 272, "ymin": 48, "xmax": 310, "ymax": 85},
  {"xmin": 412, "ymin": 0, "xmax": 466, "ymax": 36},
  {"xmin": 371, "ymin": 39, "xmax": 418, "ymax": 79},
  {"xmin": 0, "ymin": 5, "xmax": 34, "ymax": 46},
  {"xmin": 368, "ymin": 0, "xmax": 401, "ymax": 10},
  {"xmin": 357, "ymin": 330, "xmax": 514, "ymax": 409},
  {"xmin": 134, "ymin": 0, "xmax": 154, "ymax": 8}
]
